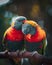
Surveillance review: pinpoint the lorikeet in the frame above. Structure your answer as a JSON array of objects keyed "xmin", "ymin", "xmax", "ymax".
[
  {"xmin": 22, "ymin": 20, "xmax": 47, "ymax": 65},
  {"xmin": 2, "ymin": 16, "xmax": 27, "ymax": 65}
]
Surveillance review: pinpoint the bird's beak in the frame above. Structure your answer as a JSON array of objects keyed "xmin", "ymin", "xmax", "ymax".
[
  {"xmin": 25, "ymin": 34, "xmax": 31, "ymax": 39},
  {"xmin": 23, "ymin": 20, "xmax": 27, "ymax": 23}
]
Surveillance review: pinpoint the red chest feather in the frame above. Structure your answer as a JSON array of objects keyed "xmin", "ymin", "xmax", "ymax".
[{"xmin": 6, "ymin": 27, "xmax": 24, "ymax": 41}]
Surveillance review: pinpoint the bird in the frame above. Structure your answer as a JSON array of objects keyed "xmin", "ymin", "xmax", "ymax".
[
  {"xmin": 22, "ymin": 20, "xmax": 47, "ymax": 65},
  {"xmin": 2, "ymin": 16, "xmax": 27, "ymax": 65}
]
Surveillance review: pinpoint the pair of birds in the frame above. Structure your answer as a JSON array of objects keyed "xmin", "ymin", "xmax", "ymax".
[{"xmin": 2, "ymin": 16, "xmax": 47, "ymax": 65}]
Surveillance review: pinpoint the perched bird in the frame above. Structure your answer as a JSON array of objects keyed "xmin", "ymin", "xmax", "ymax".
[
  {"xmin": 22, "ymin": 20, "xmax": 47, "ymax": 65},
  {"xmin": 2, "ymin": 16, "xmax": 27, "ymax": 65}
]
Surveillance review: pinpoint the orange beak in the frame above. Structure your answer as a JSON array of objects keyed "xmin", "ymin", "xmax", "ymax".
[
  {"xmin": 25, "ymin": 34, "xmax": 31, "ymax": 39},
  {"xmin": 23, "ymin": 20, "xmax": 27, "ymax": 23}
]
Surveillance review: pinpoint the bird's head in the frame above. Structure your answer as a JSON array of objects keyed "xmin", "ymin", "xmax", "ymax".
[
  {"xmin": 22, "ymin": 20, "xmax": 37, "ymax": 36},
  {"xmin": 11, "ymin": 16, "xmax": 27, "ymax": 30}
]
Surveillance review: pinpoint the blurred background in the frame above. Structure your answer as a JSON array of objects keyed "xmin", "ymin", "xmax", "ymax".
[{"xmin": 0, "ymin": 0, "xmax": 52, "ymax": 56}]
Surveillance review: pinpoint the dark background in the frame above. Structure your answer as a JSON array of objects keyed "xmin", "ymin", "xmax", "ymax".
[{"xmin": 0, "ymin": 0, "xmax": 52, "ymax": 56}]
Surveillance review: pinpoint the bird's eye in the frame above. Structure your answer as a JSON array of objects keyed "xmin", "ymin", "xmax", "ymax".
[{"xmin": 18, "ymin": 20, "xmax": 21, "ymax": 22}]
